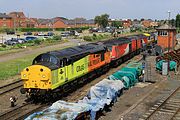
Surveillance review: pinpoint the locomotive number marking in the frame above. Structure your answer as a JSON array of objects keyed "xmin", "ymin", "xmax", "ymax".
[{"xmin": 76, "ymin": 64, "xmax": 85, "ymax": 72}]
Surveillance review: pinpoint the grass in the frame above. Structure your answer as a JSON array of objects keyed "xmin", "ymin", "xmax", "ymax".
[
  {"xmin": 0, "ymin": 39, "xmax": 68, "ymax": 56},
  {"xmin": 0, "ymin": 45, "xmax": 72, "ymax": 80},
  {"xmin": 0, "ymin": 54, "xmax": 35, "ymax": 80}
]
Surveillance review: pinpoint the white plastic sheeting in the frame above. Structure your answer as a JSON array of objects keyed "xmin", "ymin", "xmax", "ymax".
[
  {"xmin": 25, "ymin": 100, "xmax": 91, "ymax": 120},
  {"xmin": 25, "ymin": 78, "xmax": 124, "ymax": 120},
  {"xmin": 78, "ymin": 79, "xmax": 124, "ymax": 120}
]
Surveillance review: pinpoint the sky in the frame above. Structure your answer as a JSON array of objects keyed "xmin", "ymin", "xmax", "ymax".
[{"xmin": 0, "ymin": 0, "xmax": 179, "ymax": 20}]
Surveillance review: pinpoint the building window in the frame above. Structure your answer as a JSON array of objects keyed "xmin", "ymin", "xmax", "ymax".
[
  {"xmin": 3, "ymin": 18, "xmax": 6, "ymax": 20},
  {"xmin": 3, "ymin": 24, "xmax": 6, "ymax": 27},
  {"xmin": 158, "ymin": 31, "xmax": 168, "ymax": 36}
]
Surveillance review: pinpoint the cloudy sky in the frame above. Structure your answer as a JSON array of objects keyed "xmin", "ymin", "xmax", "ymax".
[{"xmin": 0, "ymin": 0, "xmax": 179, "ymax": 20}]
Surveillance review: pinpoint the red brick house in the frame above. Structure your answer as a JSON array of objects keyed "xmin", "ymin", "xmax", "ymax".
[
  {"xmin": 0, "ymin": 13, "xmax": 13, "ymax": 28},
  {"xmin": 37, "ymin": 17, "xmax": 96, "ymax": 28},
  {"xmin": 122, "ymin": 19, "xmax": 132, "ymax": 28},
  {"xmin": 141, "ymin": 20, "xmax": 152, "ymax": 28},
  {"xmin": 8, "ymin": 12, "xmax": 27, "ymax": 28},
  {"xmin": 26, "ymin": 18, "xmax": 39, "ymax": 28}
]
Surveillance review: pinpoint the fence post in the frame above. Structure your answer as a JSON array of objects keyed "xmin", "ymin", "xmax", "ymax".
[{"xmin": 17, "ymin": 64, "xmax": 20, "ymax": 74}]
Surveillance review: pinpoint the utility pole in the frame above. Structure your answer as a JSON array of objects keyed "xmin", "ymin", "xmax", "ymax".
[
  {"xmin": 168, "ymin": 11, "xmax": 171, "ymax": 53},
  {"xmin": 167, "ymin": 11, "xmax": 171, "ymax": 72}
]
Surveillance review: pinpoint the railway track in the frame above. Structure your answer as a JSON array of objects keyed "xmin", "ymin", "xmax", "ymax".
[
  {"xmin": 0, "ymin": 55, "xmax": 142, "ymax": 120},
  {"xmin": 0, "ymin": 80, "xmax": 22, "ymax": 96},
  {"xmin": 0, "ymin": 102, "xmax": 46, "ymax": 120},
  {"xmin": 141, "ymin": 86, "xmax": 180, "ymax": 120}
]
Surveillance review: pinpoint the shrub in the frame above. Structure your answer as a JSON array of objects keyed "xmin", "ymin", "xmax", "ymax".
[
  {"xmin": 93, "ymin": 33, "xmax": 97, "ymax": 37},
  {"xmin": 33, "ymin": 39, "xmax": 41, "ymax": 45},
  {"xmin": 53, "ymin": 35, "xmax": 61, "ymax": 40},
  {"xmin": 16, "ymin": 44, "xmax": 22, "ymax": 48},
  {"xmin": 27, "ymin": 40, "xmax": 34, "ymax": 43},
  {"xmin": 83, "ymin": 36, "xmax": 93, "ymax": 41},
  {"xmin": 1, "ymin": 44, "xmax": 7, "ymax": 48}
]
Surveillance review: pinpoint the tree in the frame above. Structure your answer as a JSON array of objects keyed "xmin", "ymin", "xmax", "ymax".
[
  {"xmin": 95, "ymin": 14, "xmax": 109, "ymax": 28},
  {"xmin": 176, "ymin": 14, "xmax": 180, "ymax": 28},
  {"xmin": 111, "ymin": 21, "xmax": 122, "ymax": 28},
  {"xmin": 170, "ymin": 19, "xmax": 176, "ymax": 27}
]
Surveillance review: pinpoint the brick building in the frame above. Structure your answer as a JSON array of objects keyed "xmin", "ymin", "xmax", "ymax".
[
  {"xmin": 141, "ymin": 19, "xmax": 159, "ymax": 28},
  {"xmin": 0, "ymin": 11, "xmax": 96, "ymax": 29},
  {"xmin": 0, "ymin": 13, "xmax": 13, "ymax": 28},
  {"xmin": 122, "ymin": 19, "xmax": 132, "ymax": 28},
  {"xmin": 38, "ymin": 17, "xmax": 96, "ymax": 28},
  {"xmin": 156, "ymin": 24, "xmax": 176, "ymax": 50},
  {"xmin": 8, "ymin": 12, "xmax": 27, "ymax": 28}
]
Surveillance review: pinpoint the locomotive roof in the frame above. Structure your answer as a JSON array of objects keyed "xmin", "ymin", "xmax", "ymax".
[
  {"xmin": 103, "ymin": 37, "xmax": 131, "ymax": 46},
  {"xmin": 33, "ymin": 43, "xmax": 107, "ymax": 69},
  {"xmin": 47, "ymin": 43, "xmax": 107, "ymax": 61}
]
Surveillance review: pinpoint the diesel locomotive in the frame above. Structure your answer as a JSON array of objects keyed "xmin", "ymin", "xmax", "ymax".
[{"xmin": 20, "ymin": 33, "xmax": 155, "ymax": 99}]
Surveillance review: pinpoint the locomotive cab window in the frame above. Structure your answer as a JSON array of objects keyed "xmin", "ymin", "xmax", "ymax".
[{"xmin": 33, "ymin": 54, "xmax": 58, "ymax": 66}]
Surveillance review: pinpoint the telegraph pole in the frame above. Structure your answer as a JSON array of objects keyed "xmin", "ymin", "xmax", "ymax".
[{"xmin": 167, "ymin": 11, "xmax": 171, "ymax": 72}]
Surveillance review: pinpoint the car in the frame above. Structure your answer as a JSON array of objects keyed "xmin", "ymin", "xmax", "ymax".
[
  {"xmin": 16, "ymin": 38, "xmax": 26, "ymax": 43},
  {"xmin": 47, "ymin": 32, "xmax": 54, "ymax": 36},
  {"xmin": 61, "ymin": 32, "xmax": 70, "ymax": 37},
  {"xmin": 24, "ymin": 32, "xmax": 32, "ymax": 36},
  {"xmin": 37, "ymin": 32, "xmax": 45, "ymax": 36},
  {"xmin": 76, "ymin": 29, "xmax": 82, "ymax": 33},
  {"xmin": 25, "ymin": 36, "xmax": 37, "ymax": 41},
  {"xmin": 4, "ymin": 39, "xmax": 18, "ymax": 45},
  {"xmin": 6, "ymin": 31, "xmax": 15, "ymax": 35},
  {"xmin": 89, "ymin": 28, "xmax": 99, "ymax": 33},
  {"xmin": 69, "ymin": 30, "xmax": 80, "ymax": 36}
]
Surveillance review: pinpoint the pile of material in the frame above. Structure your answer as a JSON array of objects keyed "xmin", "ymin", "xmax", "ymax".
[
  {"xmin": 25, "ymin": 62, "xmax": 143, "ymax": 120},
  {"xmin": 156, "ymin": 60, "xmax": 177, "ymax": 71},
  {"xmin": 156, "ymin": 49, "xmax": 180, "ymax": 68},
  {"xmin": 109, "ymin": 62, "xmax": 142, "ymax": 89}
]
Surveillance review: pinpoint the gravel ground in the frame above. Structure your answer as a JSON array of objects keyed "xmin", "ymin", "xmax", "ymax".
[
  {"xmin": 0, "ymin": 87, "xmax": 26, "ymax": 114},
  {"xmin": 98, "ymin": 56, "xmax": 180, "ymax": 120}
]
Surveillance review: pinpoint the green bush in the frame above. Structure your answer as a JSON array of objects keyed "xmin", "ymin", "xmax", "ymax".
[
  {"xmin": 83, "ymin": 34, "xmax": 111, "ymax": 41},
  {"xmin": 53, "ymin": 35, "xmax": 62, "ymax": 40},
  {"xmin": 27, "ymin": 40, "xmax": 34, "ymax": 43},
  {"xmin": 19, "ymin": 28, "xmax": 52, "ymax": 32},
  {"xmin": 1, "ymin": 44, "xmax": 7, "ymax": 48},
  {"xmin": 83, "ymin": 36, "xmax": 93, "ymax": 41},
  {"xmin": 93, "ymin": 33, "xmax": 97, "ymax": 37},
  {"xmin": 0, "ymin": 28, "xmax": 15, "ymax": 33},
  {"xmin": 33, "ymin": 39, "xmax": 41, "ymax": 45},
  {"xmin": 15, "ymin": 44, "xmax": 22, "ymax": 48},
  {"xmin": 18, "ymin": 26, "xmax": 90, "ymax": 32}
]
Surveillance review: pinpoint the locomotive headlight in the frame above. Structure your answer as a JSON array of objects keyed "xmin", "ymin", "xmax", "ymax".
[
  {"xmin": 42, "ymin": 75, "xmax": 46, "ymax": 78},
  {"xmin": 23, "ymin": 74, "xmax": 26, "ymax": 77}
]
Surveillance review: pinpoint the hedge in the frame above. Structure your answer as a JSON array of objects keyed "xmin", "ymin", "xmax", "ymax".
[{"xmin": 17, "ymin": 26, "xmax": 90, "ymax": 32}]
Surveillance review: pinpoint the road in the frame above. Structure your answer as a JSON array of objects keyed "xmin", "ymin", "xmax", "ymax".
[{"xmin": 0, "ymin": 39, "xmax": 89, "ymax": 63}]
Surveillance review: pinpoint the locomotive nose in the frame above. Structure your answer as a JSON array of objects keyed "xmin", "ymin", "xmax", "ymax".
[{"xmin": 21, "ymin": 65, "xmax": 51, "ymax": 90}]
